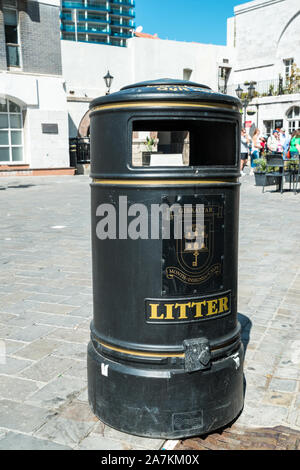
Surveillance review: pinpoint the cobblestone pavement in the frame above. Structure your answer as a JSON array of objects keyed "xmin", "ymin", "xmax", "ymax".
[{"xmin": 0, "ymin": 173, "xmax": 300, "ymax": 450}]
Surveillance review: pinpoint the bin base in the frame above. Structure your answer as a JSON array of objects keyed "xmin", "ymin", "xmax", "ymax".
[{"xmin": 87, "ymin": 341, "xmax": 244, "ymax": 439}]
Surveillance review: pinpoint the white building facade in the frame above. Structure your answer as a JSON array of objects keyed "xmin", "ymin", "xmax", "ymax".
[
  {"xmin": 0, "ymin": 0, "xmax": 71, "ymax": 175},
  {"xmin": 227, "ymin": 0, "xmax": 300, "ymax": 135}
]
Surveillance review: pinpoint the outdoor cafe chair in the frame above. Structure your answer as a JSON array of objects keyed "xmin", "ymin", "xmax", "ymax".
[{"xmin": 262, "ymin": 153, "xmax": 288, "ymax": 194}]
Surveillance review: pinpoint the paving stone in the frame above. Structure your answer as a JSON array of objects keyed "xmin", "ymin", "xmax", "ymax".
[
  {"xmin": 59, "ymin": 294, "xmax": 92, "ymax": 307},
  {"xmin": 0, "ymin": 313, "xmax": 18, "ymax": 324},
  {"xmin": 3, "ymin": 324, "xmax": 56, "ymax": 342},
  {"xmin": 66, "ymin": 306, "xmax": 93, "ymax": 318},
  {"xmin": 263, "ymin": 391, "xmax": 294, "ymax": 407},
  {"xmin": 25, "ymin": 293, "xmax": 72, "ymax": 304},
  {"xmin": 23, "ymin": 301, "xmax": 77, "ymax": 315},
  {"xmin": 0, "ymin": 375, "xmax": 40, "ymax": 401},
  {"xmin": 269, "ymin": 378, "xmax": 298, "ymax": 393},
  {"xmin": 0, "ymin": 339, "xmax": 27, "ymax": 355},
  {"xmin": 34, "ymin": 416, "xmax": 95, "ymax": 448},
  {"xmin": 52, "ymin": 342, "xmax": 86, "ymax": 360},
  {"xmin": 0, "ymin": 432, "xmax": 71, "ymax": 450},
  {"xmin": 27, "ymin": 376, "xmax": 85, "ymax": 408},
  {"xmin": 0, "ymin": 356, "xmax": 32, "ymax": 375},
  {"xmin": 20, "ymin": 355, "xmax": 75, "ymax": 382},
  {"xmin": 77, "ymin": 388, "xmax": 88, "ymax": 403},
  {"xmin": 273, "ymin": 366, "xmax": 300, "ymax": 380},
  {"xmin": 59, "ymin": 400, "xmax": 96, "ymax": 422},
  {"xmin": 14, "ymin": 338, "xmax": 62, "ymax": 361},
  {"xmin": 64, "ymin": 361, "xmax": 87, "ymax": 380},
  {"xmin": 34, "ymin": 313, "xmax": 83, "ymax": 328},
  {"xmin": 46, "ymin": 327, "xmax": 89, "ymax": 344},
  {"xmin": 0, "ymin": 399, "xmax": 51, "ymax": 433},
  {"xmin": 75, "ymin": 433, "xmax": 134, "ymax": 450},
  {"xmin": 103, "ymin": 425, "xmax": 165, "ymax": 450}
]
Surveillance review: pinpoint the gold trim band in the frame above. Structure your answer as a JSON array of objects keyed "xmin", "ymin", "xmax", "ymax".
[
  {"xmin": 100, "ymin": 341, "xmax": 184, "ymax": 358},
  {"xmin": 92, "ymin": 178, "xmax": 237, "ymax": 186},
  {"xmin": 99, "ymin": 337, "xmax": 239, "ymax": 359},
  {"xmin": 91, "ymin": 101, "xmax": 239, "ymax": 113}
]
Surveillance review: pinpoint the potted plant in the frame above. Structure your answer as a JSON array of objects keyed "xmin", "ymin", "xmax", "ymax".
[
  {"xmin": 253, "ymin": 158, "xmax": 266, "ymax": 186},
  {"xmin": 142, "ymin": 136, "xmax": 157, "ymax": 166},
  {"xmin": 253, "ymin": 157, "xmax": 281, "ymax": 187}
]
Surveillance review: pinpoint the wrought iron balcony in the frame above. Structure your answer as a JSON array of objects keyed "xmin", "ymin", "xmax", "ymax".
[{"xmin": 227, "ymin": 77, "xmax": 300, "ymax": 98}]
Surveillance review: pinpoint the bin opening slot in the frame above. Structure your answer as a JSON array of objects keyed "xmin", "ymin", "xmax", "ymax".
[{"xmin": 132, "ymin": 120, "xmax": 236, "ymax": 167}]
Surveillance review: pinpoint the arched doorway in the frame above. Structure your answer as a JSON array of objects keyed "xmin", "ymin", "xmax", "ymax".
[
  {"xmin": 77, "ymin": 110, "xmax": 90, "ymax": 138},
  {"xmin": 287, "ymin": 106, "xmax": 300, "ymax": 134},
  {"xmin": 0, "ymin": 97, "xmax": 24, "ymax": 163}
]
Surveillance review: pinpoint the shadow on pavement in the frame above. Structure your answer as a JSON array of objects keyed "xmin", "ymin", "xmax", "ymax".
[
  {"xmin": 0, "ymin": 184, "xmax": 36, "ymax": 190},
  {"xmin": 238, "ymin": 312, "xmax": 252, "ymax": 400},
  {"xmin": 238, "ymin": 312, "xmax": 252, "ymax": 355},
  {"xmin": 7, "ymin": 184, "xmax": 36, "ymax": 189}
]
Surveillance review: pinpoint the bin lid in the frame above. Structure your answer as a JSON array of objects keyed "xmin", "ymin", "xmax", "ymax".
[{"xmin": 90, "ymin": 78, "xmax": 241, "ymax": 111}]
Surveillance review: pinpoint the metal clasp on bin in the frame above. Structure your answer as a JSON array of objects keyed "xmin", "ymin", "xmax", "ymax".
[{"xmin": 183, "ymin": 338, "xmax": 211, "ymax": 372}]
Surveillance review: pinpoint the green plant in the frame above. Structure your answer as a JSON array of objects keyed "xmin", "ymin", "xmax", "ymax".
[
  {"xmin": 144, "ymin": 136, "xmax": 157, "ymax": 152},
  {"xmin": 268, "ymin": 84, "xmax": 275, "ymax": 96},
  {"xmin": 285, "ymin": 63, "xmax": 300, "ymax": 94},
  {"xmin": 253, "ymin": 158, "xmax": 267, "ymax": 173}
]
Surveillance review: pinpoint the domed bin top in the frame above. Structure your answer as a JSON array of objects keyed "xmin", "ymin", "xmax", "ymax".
[{"xmin": 89, "ymin": 79, "xmax": 242, "ymax": 180}]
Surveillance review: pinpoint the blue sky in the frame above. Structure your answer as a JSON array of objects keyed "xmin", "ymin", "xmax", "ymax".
[{"xmin": 135, "ymin": 0, "xmax": 244, "ymax": 45}]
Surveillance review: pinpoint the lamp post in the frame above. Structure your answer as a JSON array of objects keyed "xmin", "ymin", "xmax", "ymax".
[
  {"xmin": 103, "ymin": 71, "xmax": 114, "ymax": 95},
  {"xmin": 235, "ymin": 81, "xmax": 256, "ymax": 127}
]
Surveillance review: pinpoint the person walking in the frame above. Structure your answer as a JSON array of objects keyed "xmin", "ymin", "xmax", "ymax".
[
  {"xmin": 240, "ymin": 128, "xmax": 250, "ymax": 175},
  {"xmin": 250, "ymin": 128, "xmax": 261, "ymax": 175},
  {"xmin": 289, "ymin": 129, "xmax": 300, "ymax": 158},
  {"xmin": 281, "ymin": 129, "xmax": 291, "ymax": 159}
]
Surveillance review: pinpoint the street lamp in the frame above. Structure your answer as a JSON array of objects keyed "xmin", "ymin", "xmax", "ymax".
[
  {"xmin": 103, "ymin": 70, "xmax": 114, "ymax": 95},
  {"xmin": 235, "ymin": 81, "xmax": 257, "ymax": 126}
]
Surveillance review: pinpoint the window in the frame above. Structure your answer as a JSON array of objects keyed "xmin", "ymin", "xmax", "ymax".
[
  {"xmin": 263, "ymin": 121, "xmax": 274, "ymax": 137},
  {"xmin": 0, "ymin": 99, "xmax": 24, "ymax": 163},
  {"xmin": 283, "ymin": 58, "xmax": 294, "ymax": 81},
  {"xmin": 4, "ymin": 8, "xmax": 20, "ymax": 67},
  {"xmin": 183, "ymin": 69, "xmax": 193, "ymax": 81},
  {"xmin": 132, "ymin": 120, "xmax": 237, "ymax": 167},
  {"xmin": 287, "ymin": 106, "xmax": 300, "ymax": 134}
]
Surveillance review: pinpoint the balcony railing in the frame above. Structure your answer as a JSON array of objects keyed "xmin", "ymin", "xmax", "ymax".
[
  {"xmin": 62, "ymin": 1, "xmax": 135, "ymax": 15},
  {"xmin": 110, "ymin": 31, "xmax": 132, "ymax": 38},
  {"xmin": 62, "ymin": 2, "xmax": 110, "ymax": 12},
  {"xmin": 6, "ymin": 44, "xmax": 20, "ymax": 67},
  {"xmin": 61, "ymin": 13, "xmax": 110, "ymax": 24},
  {"xmin": 227, "ymin": 77, "xmax": 300, "ymax": 98},
  {"xmin": 61, "ymin": 32, "xmax": 127, "ymax": 46},
  {"xmin": 110, "ymin": 0, "xmax": 135, "ymax": 6},
  {"xmin": 110, "ymin": 8, "xmax": 135, "ymax": 17},
  {"xmin": 110, "ymin": 20, "xmax": 135, "ymax": 27},
  {"xmin": 61, "ymin": 24, "xmax": 110, "ymax": 34}
]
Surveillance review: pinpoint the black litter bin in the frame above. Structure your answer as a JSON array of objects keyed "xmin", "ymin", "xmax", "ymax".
[{"xmin": 87, "ymin": 79, "xmax": 244, "ymax": 439}]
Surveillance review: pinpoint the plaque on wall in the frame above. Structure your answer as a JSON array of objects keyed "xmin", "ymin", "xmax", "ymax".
[{"xmin": 42, "ymin": 124, "xmax": 59, "ymax": 134}]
